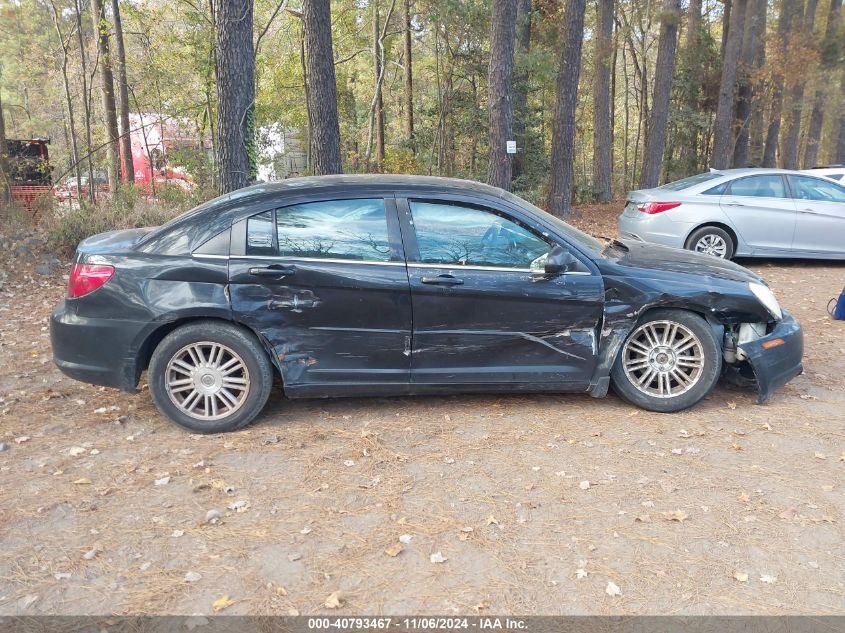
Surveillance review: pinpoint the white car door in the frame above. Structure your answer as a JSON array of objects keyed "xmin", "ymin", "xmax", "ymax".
[
  {"xmin": 788, "ymin": 175, "xmax": 845, "ymax": 255},
  {"xmin": 719, "ymin": 174, "xmax": 797, "ymax": 253}
]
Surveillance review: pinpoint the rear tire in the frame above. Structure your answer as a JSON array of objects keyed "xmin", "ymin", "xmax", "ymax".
[
  {"xmin": 685, "ymin": 226, "xmax": 735, "ymax": 259},
  {"xmin": 611, "ymin": 309, "xmax": 721, "ymax": 413},
  {"xmin": 148, "ymin": 321, "xmax": 273, "ymax": 433}
]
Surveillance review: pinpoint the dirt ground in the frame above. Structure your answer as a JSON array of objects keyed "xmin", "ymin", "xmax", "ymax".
[{"xmin": 1, "ymin": 204, "xmax": 844, "ymax": 616}]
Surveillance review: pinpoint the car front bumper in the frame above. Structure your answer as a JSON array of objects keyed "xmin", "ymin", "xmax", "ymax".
[
  {"xmin": 738, "ymin": 309, "xmax": 803, "ymax": 403},
  {"xmin": 51, "ymin": 300, "xmax": 146, "ymax": 392}
]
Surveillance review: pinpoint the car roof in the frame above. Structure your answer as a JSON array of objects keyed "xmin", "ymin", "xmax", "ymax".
[
  {"xmin": 235, "ymin": 174, "xmax": 510, "ymax": 198},
  {"xmin": 711, "ymin": 167, "xmax": 807, "ymax": 177}
]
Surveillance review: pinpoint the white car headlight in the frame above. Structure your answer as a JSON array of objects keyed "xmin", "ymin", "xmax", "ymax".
[{"xmin": 748, "ymin": 282, "xmax": 782, "ymax": 320}]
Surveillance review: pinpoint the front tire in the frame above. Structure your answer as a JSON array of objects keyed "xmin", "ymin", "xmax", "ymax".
[
  {"xmin": 685, "ymin": 226, "xmax": 735, "ymax": 259},
  {"xmin": 611, "ymin": 310, "xmax": 721, "ymax": 413},
  {"xmin": 148, "ymin": 321, "xmax": 273, "ymax": 433}
]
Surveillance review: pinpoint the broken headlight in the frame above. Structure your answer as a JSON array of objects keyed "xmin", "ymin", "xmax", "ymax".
[{"xmin": 748, "ymin": 282, "xmax": 782, "ymax": 321}]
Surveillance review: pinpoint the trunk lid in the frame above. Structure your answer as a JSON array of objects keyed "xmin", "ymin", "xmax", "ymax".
[{"xmin": 76, "ymin": 227, "xmax": 156, "ymax": 256}]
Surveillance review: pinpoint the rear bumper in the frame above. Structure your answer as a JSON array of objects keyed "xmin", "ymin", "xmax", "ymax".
[
  {"xmin": 50, "ymin": 301, "xmax": 145, "ymax": 392},
  {"xmin": 738, "ymin": 310, "xmax": 803, "ymax": 403},
  {"xmin": 617, "ymin": 214, "xmax": 689, "ymax": 249}
]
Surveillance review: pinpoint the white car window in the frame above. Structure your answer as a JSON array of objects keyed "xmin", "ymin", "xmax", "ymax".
[
  {"xmin": 788, "ymin": 176, "xmax": 845, "ymax": 203},
  {"xmin": 727, "ymin": 175, "xmax": 788, "ymax": 198}
]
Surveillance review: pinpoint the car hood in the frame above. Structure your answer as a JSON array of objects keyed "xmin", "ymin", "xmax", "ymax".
[{"xmin": 600, "ymin": 240, "xmax": 764, "ymax": 284}]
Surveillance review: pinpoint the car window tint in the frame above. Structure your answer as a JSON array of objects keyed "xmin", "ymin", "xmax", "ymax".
[
  {"xmin": 246, "ymin": 211, "xmax": 275, "ymax": 256},
  {"xmin": 409, "ymin": 201, "xmax": 551, "ymax": 268},
  {"xmin": 789, "ymin": 175, "xmax": 845, "ymax": 202},
  {"xmin": 702, "ymin": 182, "xmax": 728, "ymax": 195},
  {"xmin": 727, "ymin": 175, "xmax": 787, "ymax": 198},
  {"xmin": 276, "ymin": 199, "xmax": 391, "ymax": 261}
]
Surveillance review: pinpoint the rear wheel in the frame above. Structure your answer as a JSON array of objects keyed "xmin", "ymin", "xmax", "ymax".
[
  {"xmin": 685, "ymin": 226, "xmax": 735, "ymax": 259},
  {"xmin": 611, "ymin": 310, "xmax": 721, "ymax": 413},
  {"xmin": 148, "ymin": 321, "xmax": 273, "ymax": 433}
]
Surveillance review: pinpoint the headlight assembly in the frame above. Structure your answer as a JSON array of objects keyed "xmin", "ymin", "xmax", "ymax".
[{"xmin": 748, "ymin": 282, "xmax": 783, "ymax": 320}]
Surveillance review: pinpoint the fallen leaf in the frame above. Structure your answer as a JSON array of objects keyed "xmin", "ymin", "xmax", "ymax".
[
  {"xmin": 576, "ymin": 568, "xmax": 588, "ymax": 579},
  {"xmin": 814, "ymin": 452, "xmax": 826, "ymax": 460},
  {"xmin": 579, "ymin": 480, "xmax": 591, "ymax": 490},
  {"xmin": 661, "ymin": 510, "xmax": 688, "ymax": 522},
  {"xmin": 324, "ymin": 592, "xmax": 344, "ymax": 609},
  {"xmin": 399, "ymin": 534, "xmax": 413, "ymax": 544},
  {"xmin": 154, "ymin": 476, "xmax": 171, "ymax": 486},
  {"xmin": 473, "ymin": 600, "xmax": 490, "ymax": 612},
  {"xmin": 68, "ymin": 446, "xmax": 86, "ymax": 457},
  {"xmin": 430, "ymin": 551, "xmax": 447, "ymax": 564},
  {"xmin": 737, "ymin": 491, "xmax": 750, "ymax": 502},
  {"xmin": 635, "ymin": 514, "xmax": 651, "ymax": 523},
  {"xmin": 733, "ymin": 572, "xmax": 748, "ymax": 583},
  {"xmin": 73, "ymin": 478, "xmax": 92, "ymax": 485},
  {"xmin": 778, "ymin": 508, "xmax": 796, "ymax": 520},
  {"xmin": 184, "ymin": 571, "xmax": 202, "ymax": 582},
  {"xmin": 605, "ymin": 581, "xmax": 621, "ymax": 597},
  {"xmin": 486, "ymin": 515, "xmax": 499, "ymax": 526},
  {"xmin": 212, "ymin": 595, "xmax": 234, "ymax": 611},
  {"xmin": 384, "ymin": 543, "xmax": 404, "ymax": 557},
  {"xmin": 760, "ymin": 574, "xmax": 777, "ymax": 584}
]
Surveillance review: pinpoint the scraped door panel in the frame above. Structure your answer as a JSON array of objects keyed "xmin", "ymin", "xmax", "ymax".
[
  {"xmin": 228, "ymin": 198, "xmax": 412, "ymax": 395},
  {"xmin": 401, "ymin": 199, "xmax": 604, "ymax": 386}
]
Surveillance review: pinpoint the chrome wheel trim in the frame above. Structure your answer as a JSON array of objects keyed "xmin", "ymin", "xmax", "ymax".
[
  {"xmin": 622, "ymin": 320, "xmax": 705, "ymax": 399},
  {"xmin": 165, "ymin": 341, "xmax": 250, "ymax": 421},
  {"xmin": 693, "ymin": 233, "xmax": 728, "ymax": 258}
]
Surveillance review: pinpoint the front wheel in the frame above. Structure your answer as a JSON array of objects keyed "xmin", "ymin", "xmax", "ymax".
[
  {"xmin": 611, "ymin": 310, "xmax": 721, "ymax": 413},
  {"xmin": 148, "ymin": 321, "xmax": 274, "ymax": 433}
]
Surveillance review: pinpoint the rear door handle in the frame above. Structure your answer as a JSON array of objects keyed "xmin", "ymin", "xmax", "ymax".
[
  {"xmin": 421, "ymin": 274, "xmax": 464, "ymax": 286},
  {"xmin": 248, "ymin": 264, "xmax": 296, "ymax": 279},
  {"xmin": 799, "ymin": 208, "xmax": 821, "ymax": 215},
  {"xmin": 724, "ymin": 201, "xmax": 745, "ymax": 207}
]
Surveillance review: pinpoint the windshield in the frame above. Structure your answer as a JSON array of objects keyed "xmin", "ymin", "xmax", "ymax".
[
  {"xmin": 658, "ymin": 172, "xmax": 723, "ymax": 191},
  {"xmin": 503, "ymin": 191, "xmax": 605, "ymax": 255}
]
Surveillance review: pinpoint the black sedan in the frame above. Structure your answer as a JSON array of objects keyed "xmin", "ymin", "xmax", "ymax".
[{"xmin": 51, "ymin": 175, "xmax": 803, "ymax": 433}]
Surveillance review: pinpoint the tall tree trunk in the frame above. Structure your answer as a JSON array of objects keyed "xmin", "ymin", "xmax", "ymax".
[
  {"xmin": 403, "ymin": 0, "xmax": 414, "ymax": 152},
  {"xmin": 677, "ymin": 0, "xmax": 703, "ymax": 171},
  {"xmin": 747, "ymin": 0, "xmax": 768, "ymax": 165},
  {"xmin": 762, "ymin": 0, "xmax": 797, "ymax": 167},
  {"xmin": 592, "ymin": 0, "xmax": 613, "ymax": 201},
  {"xmin": 732, "ymin": 0, "xmax": 761, "ymax": 167},
  {"xmin": 0, "ymin": 79, "xmax": 9, "ymax": 205},
  {"xmin": 803, "ymin": 0, "xmax": 839, "ymax": 167},
  {"xmin": 372, "ymin": 0, "xmax": 385, "ymax": 168},
  {"xmin": 110, "ymin": 0, "xmax": 134, "ymax": 183},
  {"xmin": 215, "ymin": 0, "xmax": 255, "ymax": 193},
  {"xmin": 91, "ymin": 0, "xmax": 121, "ymax": 194},
  {"xmin": 837, "ymin": 68, "xmax": 845, "ymax": 163},
  {"xmin": 49, "ymin": 1, "xmax": 83, "ymax": 197},
  {"xmin": 639, "ymin": 0, "xmax": 682, "ymax": 187},
  {"xmin": 487, "ymin": 0, "xmax": 518, "ymax": 190},
  {"xmin": 511, "ymin": 0, "xmax": 531, "ymax": 183},
  {"xmin": 712, "ymin": 0, "xmax": 747, "ymax": 169},
  {"xmin": 303, "ymin": 0, "xmax": 342, "ymax": 175},
  {"xmin": 780, "ymin": 0, "xmax": 817, "ymax": 169},
  {"xmin": 547, "ymin": 0, "xmax": 586, "ymax": 217},
  {"xmin": 75, "ymin": 0, "xmax": 96, "ymax": 203}
]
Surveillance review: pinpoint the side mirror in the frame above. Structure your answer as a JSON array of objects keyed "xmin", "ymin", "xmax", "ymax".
[{"xmin": 544, "ymin": 245, "xmax": 579, "ymax": 276}]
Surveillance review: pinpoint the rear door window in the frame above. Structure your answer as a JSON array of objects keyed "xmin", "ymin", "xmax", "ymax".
[{"xmin": 726, "ymin": 175, "xmax": 788, "ymax": 198}]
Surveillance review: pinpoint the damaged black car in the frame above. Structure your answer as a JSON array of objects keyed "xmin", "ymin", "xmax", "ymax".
[{"xmin": 51, "ymin": 175, "xmax": 803, "ymax": 433}]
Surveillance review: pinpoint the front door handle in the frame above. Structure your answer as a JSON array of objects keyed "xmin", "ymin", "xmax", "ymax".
[
  {"xmin": 724, "ymin": 201, "xmax": 745, "ymax": 207},
  {"xmin": 799, "ymin": 208, "xmax": 821, "ymax": 215},
  {"xmin": 248, "ymin": 264, "xmax": 296, "ymax": 279},
  {"xmin": 421, "ymin": 274, "xmax": 464, "ymax": 286}
]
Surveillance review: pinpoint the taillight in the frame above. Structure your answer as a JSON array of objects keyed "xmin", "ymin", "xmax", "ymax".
[
  {"xmin": 67, "ymin": 263, "xmax": 115, "ymax": 298},
  {"xmin": 637, "ymin": 201, "xmax": 682, "ymax": 214}
]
